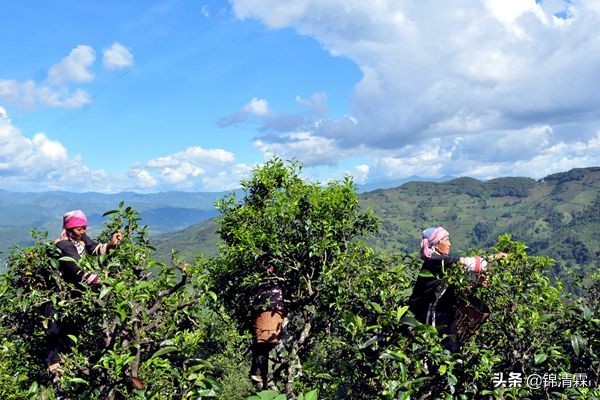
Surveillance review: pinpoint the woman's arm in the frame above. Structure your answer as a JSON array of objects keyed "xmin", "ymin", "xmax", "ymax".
[
  {"xmin": 84, "ymin": 231, "xmax": 122, "ymax": 256},
  {"xmin": 459, "ymin": 256, "xmax": 487, "ymax": 274},
  {"xmin": 459, "ymin": 252, "xmax": 508, "ymax": 274}
]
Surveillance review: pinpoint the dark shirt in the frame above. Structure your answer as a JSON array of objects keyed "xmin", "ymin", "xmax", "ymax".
[
  {"xmin": 408, "ymin": 253, "xmax": 461, "ymax": 321},
  {"xmin": 255, "ymin": 285, "xmax": 284, "ymax": 312},
  {"xmin": 55, "ymin": 234, "xmax": 100, "ymax": 285}
]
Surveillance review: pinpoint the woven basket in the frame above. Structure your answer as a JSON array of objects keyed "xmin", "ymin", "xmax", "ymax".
[
  {"xmin": 253, "ymin": 310, "xmax": 283, "ymax": 344},
  {"xmin": 455, "ymin": 297, "xmax": 490, "ymax": 343}
]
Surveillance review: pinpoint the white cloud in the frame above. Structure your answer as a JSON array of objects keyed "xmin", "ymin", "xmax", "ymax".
[
  {"xmin": 0, "ymin": 116, "xmax": 67, "ymax": 167},
  {"xmin": 0, "ymin": 111, "xmax": 251, "ymax": 192},
  {"xmin": 296, "ymin": 92, "xmax": 328, "ymax": 117},
  {"xmin": 0, "ymin": 42, "xmax": 132, "ymax": 112},
  {"xmin": 243, "ymin": 97, "xmax": 269, "ymax": 116},
  {"xmin": 140, "ymin": 146, "xmax": 247, "ymax": 190},
  {"xmin": 229, "ymin": 0, "xmax": 600, "ymax": 183},
  {"xmin": 31, "ymin": 133, "xmax": 68, "ymax": 161},
  {"xmin": 47, "ymin": 45, "xmax": 96, "ymax": 85},
  {"xmin": 159, "ymin": 162, "xmax": 205, "ymax": 185},
  {"xmin": 219, "ymin": 97, "xmax": 271, "ymax": 126},
  {"xmin": 484, "ymin": 0, "xmax": 549, "ymax": 36},
  {"xmin": 0, "ymin": 109, "xmax": 111, "ymax": 191},
  {"xmin": 103, "ymin": 42, "xmax": 135, "ymax": 70},
  {"xmin": 200, "ymin": 163, "xmax": 254, "ymax": 191},
  {"xmin": 352, "ymin": 164, "xmax": 369, "ymax": 184},
  {"xmin": 0, "ymin": 106, "xmax": 9, "ymax": 121},
  {"xmin": 0, "ymin": 79, "xmax": 92, "ymax": 110},
  {"xmin": 147, "ymin": 146, "xmax": 235, "ymax": 167},
  {"xmin": 361, "ymin": 127, "xmax": 600, "ymax": 184},
  {"xmin": 130, "ymin": 168, "xmax": 158, "ymax": 188},
  {"xmin": 0, "ymin": 44, "xmax": 98, "ymax": 110},
  {"xmin": 254, "ymin": 131, "xmax": 340, "ymax": 166}
]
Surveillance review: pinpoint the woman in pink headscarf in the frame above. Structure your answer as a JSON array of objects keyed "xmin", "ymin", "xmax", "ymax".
[
  {"xmin": 54, "ymin": 210, "xmax": 122, "ymax": 285},
  {"xmin": 46, "ymin": 210, "xmax": 122, "ymax": 379},
  {"xmin": 408, "ymin": 227, "xmax": 496, "ymax": 352}
]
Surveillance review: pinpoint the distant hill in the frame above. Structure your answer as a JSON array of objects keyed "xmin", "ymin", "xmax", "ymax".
[
  {"xmin": 0, "ymin": 175, "xmax": 450, "ymax": 261},
  {"xmin": 153, "ymin": 219, "xmax": 220, "ymax": 263},
  {"xmin": 2, "ymin": 167, "xmax": 598, "ymax": 277},
  {"xmin": 151, "ymin": 167, "xmax": 600, "ymax": 277},
  {"xmin": 0, "ymin": 190, "xmax": 231, "ymax": 259},
  {"xmin": 355, "ymin": 175, "xmax": 455, "ymax": 193}
]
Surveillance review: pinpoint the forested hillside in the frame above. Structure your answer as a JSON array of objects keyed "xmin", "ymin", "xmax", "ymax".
[
  {"xmin": 154, "ymin": 167, "xmax": 600, "ymax": 278},
  {"xmin": 0, "ymin": 159, "xmax": 598, "ymax": 399}
]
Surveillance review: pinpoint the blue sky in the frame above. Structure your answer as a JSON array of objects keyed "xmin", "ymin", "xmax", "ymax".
[{"xmin": 1, "ymin": 0, "xmax": 599, "ymax": 193}]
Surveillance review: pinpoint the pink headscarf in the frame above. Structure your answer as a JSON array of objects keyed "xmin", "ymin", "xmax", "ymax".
[
  {"xmin": 420, "ymin": 226, "xmax": 450, "ymax": 260},
  {"xmin": 63, "ymin": 210, "xmax": 88, "ymax": 229},
  {"xmin": 59, "ymin": 210, "xmax": 88, "ymax": 240}
]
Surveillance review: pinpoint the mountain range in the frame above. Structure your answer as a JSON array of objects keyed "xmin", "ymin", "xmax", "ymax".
[
  {"xmin": 152, "ymin": 167, "xmax": 600, "ymax": 278},
  {"xmin": 0, "ymin": 176, "xmax": 439, "ymax": 259},
  {"xmin": 0, "ymin": 190, "xmax": 226, "ymax": 259},
  {"xmin": 2, "ymin": 167, "xmax": 599, "ymax": 279}
]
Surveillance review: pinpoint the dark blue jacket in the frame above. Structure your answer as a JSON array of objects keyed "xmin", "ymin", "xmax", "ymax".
[{"xmin": 55, "ymin": 234, "xmax": 101, "ymax": 285}]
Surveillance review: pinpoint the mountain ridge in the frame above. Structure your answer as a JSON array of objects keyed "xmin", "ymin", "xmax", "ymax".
[
  {"xmin": 1, "ymin": 167, "xmax": 599, "ymax": 278},
  {"xmin": 152, "ymin": 167, "xmax": 600, "ymax": 277}
]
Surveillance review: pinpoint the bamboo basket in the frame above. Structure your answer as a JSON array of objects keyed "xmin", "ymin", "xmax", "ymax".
[
  {"xmin": 455, "ymin": 297, "xmax": 490, "ymax": 343},
  {"xmin": 253, "ymin": 310, "xmax": 283, "ymax": 344}
]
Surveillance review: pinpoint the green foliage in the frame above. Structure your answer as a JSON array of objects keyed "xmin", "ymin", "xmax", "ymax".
[
  {"xmin": 211, "ymin": 158, "xmax": 599, "ymax": 398},
  {"xmin": 483, "ymin": 177, "xmax": 537, "ymax": 198},
  {"xmin": 0, "ymin": 203, "xmax": 242, "ymax": 399},
  {"xmin": 158, "ymin": 167, "xmax": 600, "ymax": 283},
  {"xmin": 1, "ymin": 160, "xmax": 598, "ymax": 399},
  {"xmin": 299, "ymin": 233, "xmax": 599, "ymax": 399},
  {"xmin": 246, "ymin": 388, "xmax": 318, "ymax": 400},
  {"xmin": 213, "ymin": 157, "xmax": 380, "ymax": 396}
]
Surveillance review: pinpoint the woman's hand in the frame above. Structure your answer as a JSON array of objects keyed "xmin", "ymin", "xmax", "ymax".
[
  {"xmin": 110, "ymin": 231, "xmax": 123, "ymax": 247},
  {"xmin": 478, "ymin": 274, "xmax": 490, "ymax": 287},
  {"xmin": 82, "ymin": 272, "xmax": 100, "ymax": 285}
]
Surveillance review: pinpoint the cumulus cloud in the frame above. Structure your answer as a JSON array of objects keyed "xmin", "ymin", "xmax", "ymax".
[
  {"xmin": 219, "ymin": 97, "xmax": 270, "ymax": 127},
  {"xmin": 129, "ymin": 167, "xmax": 158, "ymax": 188},
  {"xmin": 103, "ymin": 42, "xmax": 135, "ymax": 70},
  {"xmin": 134, "ymin": 146, "xmax": 250, "ymax": 191},
  {"xmin": 47, "ymin": 45, "xmax": 96, "ymax": 85},
  {"xmin": 244, "ymin": 97, "xmax": 269, "ymax": 116},
  {"xmin": 361, "ymin": 127, "xmax": 600, "ymax": 183},
  {"xmin": 0, "ymin": 79, "xmax": 92, "ymax": 109},
  {"xmin": 0, "ymin": 110, "xmax": 250, "ymax": 192},
  {"xmin": 0, "ymin": 109, "xmax": 110, "ymax": 190},
  {"xmin": 0, "ymin": 116, "xmax": 68, "ymax": 170},
  {"xmin": 220, "ymin": 95, "xmax": 331, "ymax": 132},
  {"xmin": 230, "ymin": 0, "xmax": 600, "ymax": 182},
  {"xmin": 221, "ymin": 92, "xmax": 336, "ymax": 147},
  {"xmin": 1, "ymin": 43, "xmax": 133, "ymax": 111},
  {"xmin": 352, "ymin": 164, "xmax": 369, "ymax": 184},
  {"xmin": 0, "ymin": 45, "xmax": 95, "ymax": 110},
  {"xmin": 0, "ymin": 107, "xmax": 9, "ymax": 120},
  {"xmin": 254, "ymin": 131, "xmax": 341, "ymax": 166}
]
